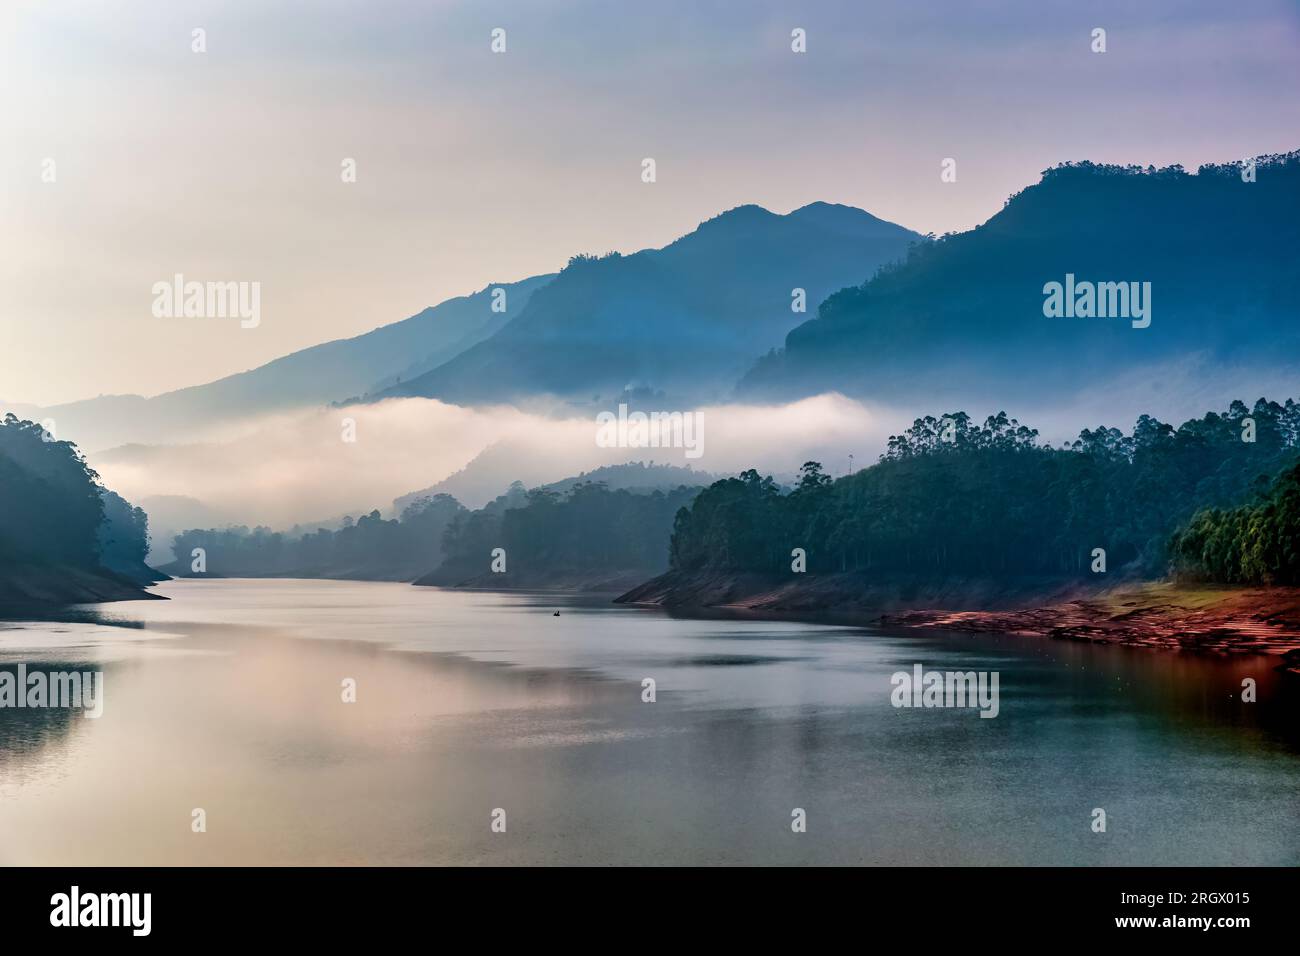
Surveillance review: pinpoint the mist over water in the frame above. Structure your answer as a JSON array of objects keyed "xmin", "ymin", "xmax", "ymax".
[
  {"xmin": 1, "ymin": 579, "xmax": 1295, "ymax": 866},
  {"xmin": 85, "ymin": 352, "xmax": 1300, "ymax": 536}
]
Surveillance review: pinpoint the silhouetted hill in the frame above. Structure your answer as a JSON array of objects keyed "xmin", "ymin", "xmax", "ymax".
[
  {"xmin": 371, "ymin": 203, "xmax": 919, "ymax": 406},
  {"xmin": 739, "ymin": 153, "xmax": 1300, "ymax": 405},
  {"xmin": 393, "ymin": 459, "xmax": 722, "ymax": 515},
  {"xmin": 0, "ymin": 414, "xmax": 161, "ymax": 606}
]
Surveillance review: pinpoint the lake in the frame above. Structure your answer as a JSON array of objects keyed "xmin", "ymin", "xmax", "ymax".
[{"xmin": 1, "ymin": 578, "xmax": 1297, "ymax": 865}]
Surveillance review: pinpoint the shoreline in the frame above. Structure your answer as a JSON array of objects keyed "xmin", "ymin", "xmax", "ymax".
[
  {"xmin": 875, "ymin": 584, "xmax": 1300, "ymax": 676},
  {"xmin": 616, "ymin": 574, "xmax": 1300, "ymax": 675},
  {"xmin": 0, "ymin": 564, "xmax": 165, "ymax": 611},
  {"xmin": 413, "ymin": 568, "xmax": 653, "ymax": 592},
  {"xmin": 122, "ymin": 573, "xmax": 1300, "ymax": 676}
]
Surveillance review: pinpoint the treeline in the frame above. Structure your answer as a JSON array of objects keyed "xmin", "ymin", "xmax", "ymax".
[
  {"xmin": 0, "ymin": 414, "xmax": 152, "ymax": 585},
  {"xmin": 169, "ymin": 494, "xmax": 466, "ymax": 580},
  {"xmin": 669, "ymin": 399, "xmax": 1300, "ymax": 580},
  {"xmin": 98, "ymin": 489, "xmax": 153, "ymax": 580},
  {"xmin": 423, "ymin": 480, "xmax": 701, "ymax": 584},
  {"xmin": 169, "ymin": 468, "xmax": 707, "ymax": 585},
  {"xmin": 1170, "ymin": 461, "xmax": 1300, "ymax": 585}
]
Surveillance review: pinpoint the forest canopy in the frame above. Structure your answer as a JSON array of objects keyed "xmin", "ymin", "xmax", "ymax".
[
  {"xmin": 168, "ymin": 464, "xmax": 711, "ymax": 584},
  {"xmin": 669, "ymin": 399, "xmax": 1300, "ymax": 582},
  {"xmin": 1170, "ymin": 460, "xmax": 1300, "ymax": 585},
  {"xmin": 425, "ymin": 480, "xmax": 702, "ymax": 584},
  {"xmin": 168, "ymin": 493, "xmax": 466, "ymax": 580},
  {"xmin": 0, "ymin": 413, "xmax": 149, "ymax": 579}
]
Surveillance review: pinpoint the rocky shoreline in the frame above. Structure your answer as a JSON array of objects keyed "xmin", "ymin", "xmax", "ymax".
[
  {"xmin": 616, "ymin": 573, "xmax": 1300, "ymax": 675},
  {"xmin": 0, "ymin": 564, "xmax": 165, "ymax": 609},
  {"xmin": 880, "ymin": 583, "xmax": 1300, "ymax": 669}
]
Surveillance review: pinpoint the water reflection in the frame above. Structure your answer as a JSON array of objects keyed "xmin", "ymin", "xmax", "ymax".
[{"xmin": 0, "ymin": 579, "xmax": 1296, "ymax": 866}]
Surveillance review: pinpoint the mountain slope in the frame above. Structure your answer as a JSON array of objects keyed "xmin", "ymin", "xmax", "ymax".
[
  {"xmin": 371, "ymin": 203, "xmax": 919, "ymax": 406},
  {"xmin": 9, "ymin": 274, "xmax": 554, "ymax": 451},
  {"xmin": 739, "ymin": 153, "xmax": 1300, "ymax": 404}
]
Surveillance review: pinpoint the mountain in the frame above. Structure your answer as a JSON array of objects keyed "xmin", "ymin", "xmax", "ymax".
[
  {"xmin": 392, "ymin": 459, "xmax": 723, "ymax": 515},
  {"xmin": 369, "ymin": 203, "xmax": 919, "ymax": 407},
  {"xmin": 7, "ymin": 275, "xmax": 554, "ymax": 452},
  {"xmin": 738, "ymin": 152, "xmax": 1300, "ymax": 405},
  {"xmin": 389, "ymin": 441, "xmax": 608, "ymax": 512}
]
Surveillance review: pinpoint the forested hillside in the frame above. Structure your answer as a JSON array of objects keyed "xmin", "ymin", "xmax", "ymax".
[
  {"xmin": 418, "ymin": 481, "xmax": 703, "ymax": 588},
  {"xmin": 0, "ymin": 413, "xmax": 155, "ymax": 603},
  {"xmin": 740, "ymin": 153, "xmax": 1300, "ymax": 404},
  {"xmin": 375, "ymin": 202, "xmax": 918, "ymax": 406},
  {"xmin": 667, "ymin": 398, "xmax": 1300, "ymax": 581}
]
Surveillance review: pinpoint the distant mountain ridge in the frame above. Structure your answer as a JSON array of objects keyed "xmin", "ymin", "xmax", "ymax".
[
  {"xmin": 369, "ymin": 202, "xmax": 920, "ymax": 407},
  {"xmin": 8, "ymin": 274, "xmax": 553, "ymax": 451},
  {"xmin": 11, "ymin": 202, "xmax": 919, "ymax": 452},
  {"xmin": 739, "ymin": 152, "xmax": 1300, "ymax": 405}
]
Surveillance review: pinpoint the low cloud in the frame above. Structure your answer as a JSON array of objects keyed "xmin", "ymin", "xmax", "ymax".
[
  {"xmin": 90, "ymin": 394, "xmax": 889, "ymax": 531},
  {"xmin": 90, "ymin": 360, "xmax": 1299, "ymax": 539}
]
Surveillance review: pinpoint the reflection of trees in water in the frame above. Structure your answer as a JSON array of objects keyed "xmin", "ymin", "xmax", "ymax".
[
  {"xmin": 0, "ymin": 659, "xmax": 104, "ymax": 773},
  {"xmin": 1, "ymin": 605, "xmax": 147, "ymax": 627}
]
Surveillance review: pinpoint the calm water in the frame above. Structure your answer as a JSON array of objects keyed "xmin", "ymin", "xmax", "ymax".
[{"xmin": 1, "ymin": 578, "xmax": 1297, "ymax": 865}]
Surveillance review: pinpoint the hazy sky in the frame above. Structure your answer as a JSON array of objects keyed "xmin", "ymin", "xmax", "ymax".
[{"xmin": 3, "ymin": 0, "xmax": 1298, "ymax": 406}]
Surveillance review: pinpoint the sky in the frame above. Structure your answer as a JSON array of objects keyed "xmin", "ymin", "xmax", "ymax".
[{"xmin": 3, "ymin": 0, "xmax": 1298, "ymax": 406}]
